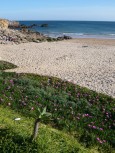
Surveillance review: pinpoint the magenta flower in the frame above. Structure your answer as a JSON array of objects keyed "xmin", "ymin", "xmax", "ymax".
[
  {"xmin": 9, "ymin": 80, "xmax": 14, "ymax": 85},
  {"xmin": 99, "ymin": 140, "xmax": 103, "ymax": 144},
  {"xmin": 96, "ymin": 137, "xmax": 100, "ymax": 141},
  {"xmin": 92, "ymin": 126, "xmax": 97, "ymax": 129},
  {"xmin": 10, "ymin": 79, "xmax": 13, "ymax": 83},
  {"xmin": 103, "ymin": 140, "xmax": 106, "ymax": 143},
  {"xmin": 88, "ymin": 124, "xmax": 91, "ymax": 127}
]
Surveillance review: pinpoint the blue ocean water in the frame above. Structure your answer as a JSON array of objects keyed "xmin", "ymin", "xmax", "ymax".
[{"xmin": 19, "ymin": 21, "xmax": 115, "ymax": 39}]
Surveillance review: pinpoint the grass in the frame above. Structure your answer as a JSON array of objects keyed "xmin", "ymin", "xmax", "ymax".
[
  {"xmin": 0, "ymin": 60, "xmax": 115, "ymax": 153},
  {"xmin": 0, "ymin": 106, "xmax": 91, "ymax": 153}
]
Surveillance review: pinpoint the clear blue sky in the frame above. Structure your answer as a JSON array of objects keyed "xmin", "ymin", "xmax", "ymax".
[{"xmin": 0, "ymin": 0, "xmax": 115, "ymax": 21}]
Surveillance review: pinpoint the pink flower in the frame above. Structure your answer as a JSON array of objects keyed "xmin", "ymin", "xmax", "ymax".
[
  {"xmin": 10, "ymin": 79, "xmax": 13, "ymax": 83},
  {"xmin": 84, "ymin": 114, "xmax": 89, "ymax": 117},
  {"xmin": 103, "ymin": 140, "xmax": 106, "ymax": 143},
  {"xmin": 88, "ymin": 124, "xmax": 91, "ymax": 127},
  {"xmin": 76, "ymin": 117, "xmax": 80, "ymax": 120},
  {"xmin": 31, "ymin": 107, "xmax": 34, "ymax": 110},
  {"xmin": 92, "ymin": 126, "xmax": 97, "ymax": 129},
  {"xmin": 99, "ymin": 128, "xmax": 103, "ymax": 131},
  {"xmin": 10, "ymin": 80, "xmax": 14, "ymax": 85},
  {"xmin": 99, "ymin": 140, "xmax": 103, "ymax": 144},
  {"xmin": 96, "ymin": 137, "xmax": 100, "ymax": 141}
]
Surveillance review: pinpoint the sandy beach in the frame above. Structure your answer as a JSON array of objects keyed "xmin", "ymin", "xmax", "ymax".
[{"xmin": 0, "ymin": 38, "xmax": 115, "ymax": 97}]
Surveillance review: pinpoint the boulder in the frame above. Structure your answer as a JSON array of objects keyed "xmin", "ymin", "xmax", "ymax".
[
  {"xmin": 19, "ymin": 24, "xmax": 37, "ymax": 29},
  {"xmin": 63, "ymin": 35, "xmax": 72, "ymax": 39},
  {"xmin": 8, "ymin": 21, "xmax": 20, "ymax": 28},
  {"xmin": 20, "ymin": 24, "xmax": 28, "ymax": 29},
  {"xmin": 0, "ymin": 19, "xmax": 9, "ymax": 28},
  {"xmin": 57, "ymin": 35, "xmax": 72, "ymax": 40},
  {"xmin": 57, "ymin": 36, "xmax": 64, "ymax": 41}
]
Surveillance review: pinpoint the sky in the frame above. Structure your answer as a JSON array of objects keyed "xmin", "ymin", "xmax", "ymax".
[{"xmin": 0, "ymin": 0, "xmax": 115, "ymax": 21}]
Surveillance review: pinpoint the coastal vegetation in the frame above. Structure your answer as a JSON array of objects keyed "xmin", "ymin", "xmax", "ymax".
[{"xmin": 0, "ymin": 61, "xmax": 115, "ymax": 153}]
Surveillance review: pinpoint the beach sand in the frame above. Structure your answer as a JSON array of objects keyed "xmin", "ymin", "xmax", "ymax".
[{"xmin": 0, "ymin": 38, "xmax": 115, "ymax": 97}]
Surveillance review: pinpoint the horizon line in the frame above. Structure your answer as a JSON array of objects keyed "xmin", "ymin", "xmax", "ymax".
[{"xmin": 14, "ymin": 20, "xmax": 115, "ymax": 22}]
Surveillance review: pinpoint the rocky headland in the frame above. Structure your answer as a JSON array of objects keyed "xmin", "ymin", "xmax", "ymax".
[{"xmin": 0, "ymin": 19, "xmax": 72, "ymax": 44}]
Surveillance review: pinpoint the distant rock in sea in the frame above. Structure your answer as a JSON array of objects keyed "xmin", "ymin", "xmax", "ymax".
[{"xmin": 41, "ymin": 24, "xmax": 48, "ymax": 27}]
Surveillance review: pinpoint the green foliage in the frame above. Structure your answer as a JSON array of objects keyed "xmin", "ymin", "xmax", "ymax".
[
  {"xmin": 0, "ymin": 61, "xmax": 17, "ymax": 70},
  {"xmin": 0, "ymin": 106, "xmax": 90, "ymax": 153},
  {"xmin": 37, "ymin": 107, "xmax": 51, "ymax": 119}
]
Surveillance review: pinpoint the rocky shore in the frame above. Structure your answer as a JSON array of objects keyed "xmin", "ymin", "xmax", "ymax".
[
  {"xmin": 0, "ymin": 28, "xmax": 72, "ymax": 45},
  {"xmin": 0, "ymin": 28, "xmax": 47, "ymax": 44},
  {"xmin": 0, "ymin": 19, "xmax": 72, "ymax": 44}
]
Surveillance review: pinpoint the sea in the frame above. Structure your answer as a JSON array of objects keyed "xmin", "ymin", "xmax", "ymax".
[{"xmin": 19, "ymin": 21, "xmax": 115, "ymax": 39}]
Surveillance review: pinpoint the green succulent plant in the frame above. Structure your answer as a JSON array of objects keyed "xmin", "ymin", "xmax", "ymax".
[{"xmin": 31, "ymin": 107, "xmax": 51, "ymax": 141}]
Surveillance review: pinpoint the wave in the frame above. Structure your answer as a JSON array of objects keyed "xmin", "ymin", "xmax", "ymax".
[
  {"xmin": 108, "ymin": 34, "xmax": 115, "ymax": 36},
  {"xmin": 43, "ymin": 31, "xmax": 115, "ymax": 39},
  {"xmin": 63, "ymin": 33, "xmax": 84, "ymax": 36}
]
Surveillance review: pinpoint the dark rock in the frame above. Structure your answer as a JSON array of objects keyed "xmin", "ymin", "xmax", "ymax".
[
  {"xmin": 57, "ymin": 35, "xmax": 72, "ymax": 41},
  {"xmin": 28, "ymin": 24, "xmax": 37, "ymax": 28},
  {"xmin": 32, "ymin": 24, "xmax": 37, "ymax": 27},
  {"xmin": 20, "ymin": 25, "xmax": 28, "ymax": 29},
  {"xmin": 46, "ymin": 37, "xmax": 57, "ymax": 42},
  {"xmin": 57, "ymin": 36, "xmax": 64, "ymax": 41},
  {"xmin": 20, "ymin": 24, "xmax": 38, "ymax": 29},
  {"xmin": 63, "ymin": 35, "xmax": 72, "ymax": 39},
  {"xmin": 41, "ymin": 24, "xmax": 48, "ymax": 27}
]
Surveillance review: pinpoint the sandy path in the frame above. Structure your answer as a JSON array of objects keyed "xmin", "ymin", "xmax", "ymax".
[{"xmin": 0, "ymin": 39, "xmax": 115, "ymax": 97}]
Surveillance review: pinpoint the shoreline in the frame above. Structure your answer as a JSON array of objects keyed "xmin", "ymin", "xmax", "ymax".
[
  {"xmin": 47, "ymin": 34, "xmax": 115, "ymax": 40},
  {"xmin": 65, "ymin": 38, "xmax": 115, "ymax": 46},
  {"xmin": 0, "ymin": 38, "xmax": 115, "ymax": 98}
]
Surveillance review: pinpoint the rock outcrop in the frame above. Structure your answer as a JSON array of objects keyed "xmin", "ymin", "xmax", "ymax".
[
  {"xmin": 57, "ymin": 35, "xmax": 72, "ymax": 40},
  {"xmin": 0, "ymin": 19, "xmax": 72, "ymax": 44},
  {"xmin": 0, "ymin": 19, "xmax": 20, "ymax": 29},
  {"xmin": 8, "ymin": 21, "xmax": 20, "ymax": 28},
  {"xmin": 0, "ymin": 28, "xmax": 47, "ymax": 44},
  {"xmin": 0, "ymin": 19, "xmax": 9, "ymax": 28}
]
